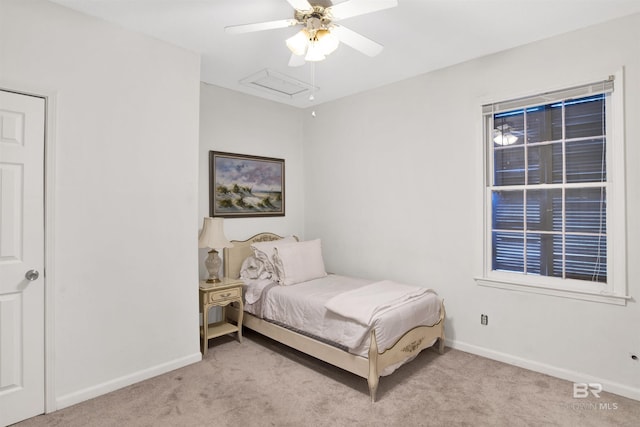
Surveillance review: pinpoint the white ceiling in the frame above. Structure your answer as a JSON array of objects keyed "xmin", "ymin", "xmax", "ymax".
[{"xmin": 49, "ymin": 0, "xmax": 640, "ymax": 108}]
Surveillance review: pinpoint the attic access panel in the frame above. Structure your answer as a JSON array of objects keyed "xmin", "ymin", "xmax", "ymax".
[{"xmin": 240, "ymin": 69, "xmax": 315, "ymax": 98}]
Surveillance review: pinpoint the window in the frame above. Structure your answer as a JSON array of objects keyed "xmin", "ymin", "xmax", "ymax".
[{"xmin": 477, "ymin": 76, "xmax": 628, "ymax": 305}]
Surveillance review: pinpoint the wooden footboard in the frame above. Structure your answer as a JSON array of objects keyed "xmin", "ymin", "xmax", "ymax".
[
  {"xmin": 227, "ymin": 300, "xmax": 445, "ymax": 402},
  {"xmin": 368, "ymin": 299, "xmax": 446, "ymax": 401}
]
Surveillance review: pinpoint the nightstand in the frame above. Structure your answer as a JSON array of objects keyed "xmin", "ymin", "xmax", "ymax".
[{"xmin": 199, "ymin": 278, "xmax": 244, "ymax": 355}]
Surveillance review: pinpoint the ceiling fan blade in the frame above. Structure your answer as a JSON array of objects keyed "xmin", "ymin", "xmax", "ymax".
[
  {"xmin": 330, "ymin": 25, "xmax": 384, "ymax": 57},
  {"xmin": 328, "ymin": 0, "xmax": 398, "ymax": 21},
  {"xmin": 288, "ymin": 53, "xmax": 306, "ymax": 67},
  {"xmin": 286, "ymin": 0, "xmax": 313, "ymax": 12},
  {"xmin": 225, "ymin": 19, "xmax": 298, "ymax": 34}
]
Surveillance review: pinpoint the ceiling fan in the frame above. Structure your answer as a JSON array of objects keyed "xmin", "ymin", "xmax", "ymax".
[
  {"xmin": 493, "ymin": 124, "xmax": 522, "ymax": 146},
  {"xmin": 225, "ymin": 0, "xmax": 398, "ymax": 66}
]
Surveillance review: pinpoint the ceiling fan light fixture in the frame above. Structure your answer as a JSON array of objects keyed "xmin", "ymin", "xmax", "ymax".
[
  {"xmin": 305, "ymin": 43, "xmax": 326, "ymax": 61},
  {"xmin": 493, "ymin": 126, "xmax": 518, "ymax": 145},
  {"xmin": 286, "ymin": 29, "xmax": 310, "ymax": 56},
  {"xmin": 316, "ymin": 29, "xmax": 339, "ymax": 55},
  {"xmin": 286, "ymin": 27, "xmax": 338, "ymax": 61}
]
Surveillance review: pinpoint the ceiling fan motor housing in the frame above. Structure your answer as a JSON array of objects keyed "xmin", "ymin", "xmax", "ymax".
[{"xmin": 295, "ymin": 5, "xmax": 332, "ymax": 29}]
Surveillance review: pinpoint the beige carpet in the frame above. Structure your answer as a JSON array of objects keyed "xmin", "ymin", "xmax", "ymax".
[{"xmin": 16, "ymin": 330, "xmax": 640, "ymax": 426}]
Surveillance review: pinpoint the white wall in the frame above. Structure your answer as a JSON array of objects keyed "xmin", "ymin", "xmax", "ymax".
[
  {"xmin": 1, "ymin": 0, "xmax": 201, "ymax": 409},
  {"xmin": 198, "ymin": 83, "xmax": 305, "ymax": 271},
  {"xmin": 303, "ymin": 14, "xmax": 640, "ymax": 399}
]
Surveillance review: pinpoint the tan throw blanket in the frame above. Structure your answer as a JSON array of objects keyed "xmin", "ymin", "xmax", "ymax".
[{"xmin": 324, "ymin": 280, "xmax": 432, "ymax": 326}]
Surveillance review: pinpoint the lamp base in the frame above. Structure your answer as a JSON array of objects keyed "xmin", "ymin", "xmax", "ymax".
[{"xmin": 204, "ymin": 249, "xmax": 222, "ymax": 284}]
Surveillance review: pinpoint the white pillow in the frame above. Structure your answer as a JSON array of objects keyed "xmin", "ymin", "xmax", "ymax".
[
  {"xmin": 250, "ymin": 236, "xmax": 298, "ymax": 279},
  {"xmin": 273, "ymin": 239, "xmax": 327, "ymax": 286}
]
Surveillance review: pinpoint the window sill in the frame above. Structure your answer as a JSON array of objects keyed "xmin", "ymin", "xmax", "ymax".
[{"xmin": 475, "ymin": 277, "xmax": 630, "ymax": 306}]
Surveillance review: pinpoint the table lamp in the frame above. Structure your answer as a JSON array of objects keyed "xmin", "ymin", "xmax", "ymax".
[{"xmin": 198, "ymin": 217, "xmax": 232, "ymax": 283}]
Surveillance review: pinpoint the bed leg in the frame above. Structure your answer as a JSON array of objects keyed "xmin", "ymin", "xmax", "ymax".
[
  {"xmin": 368, "ymin": 329, "xmax": 379, "ymax": 403},
  {"xmin": 368, "ymin": 375, "xmax": 379, "ymax": 403}
]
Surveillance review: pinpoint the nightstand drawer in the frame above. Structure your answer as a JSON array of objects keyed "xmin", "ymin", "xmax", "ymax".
[{"xmin": 208, "ymin": 287, "xmax": 241, "ymax": 303}]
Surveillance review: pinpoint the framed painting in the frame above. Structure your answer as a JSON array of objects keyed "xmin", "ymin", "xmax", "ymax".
[{"xmin": 209, "ymin": 151, "xmax": 285, "ymax": 218}]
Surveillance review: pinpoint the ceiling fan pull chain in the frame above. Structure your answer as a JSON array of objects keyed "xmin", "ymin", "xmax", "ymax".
[
  {"xmin": 310, "ymin": 62, "xmax": 317, "ymax": 117},
  {"xmin": 310, "ymin": 62, "xmax": 315, "ymax": 102}
]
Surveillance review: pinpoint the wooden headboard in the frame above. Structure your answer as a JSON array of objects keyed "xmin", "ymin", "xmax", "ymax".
[{"xmin": 223, "ymin": 232, "xmax": 296, "ymax": 279}]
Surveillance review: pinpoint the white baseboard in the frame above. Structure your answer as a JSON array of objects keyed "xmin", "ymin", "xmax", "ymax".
[
  {"xmin": 54, "ymin": 352, "xmax": 202, "ymax": 411},
  {"xmin": 446, "ymin": 339, "xmax": 640, "ymax": 402}
]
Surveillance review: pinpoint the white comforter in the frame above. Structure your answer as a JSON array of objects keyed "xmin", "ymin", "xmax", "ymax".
[
  {"xmin": 243, "ymin": 274, "xmax": 441, "ymax": 357},
  {"xmin": 324, "ymin": 280, "xmax": 432, "ymax": 325}
]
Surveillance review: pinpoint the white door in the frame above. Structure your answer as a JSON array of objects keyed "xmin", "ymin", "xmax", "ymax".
[{"xmin": 0, "ymin": 90, "xmax": 45, "ymax": 426}]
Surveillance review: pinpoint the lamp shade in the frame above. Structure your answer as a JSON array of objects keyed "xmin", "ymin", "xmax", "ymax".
[
  {"xmin": 305, "ymin": 43, "xmax": 326, "ymax": 62},
  {"xmin": 198, "ymin": 217, "xmax": 232, "ymax": 249},
  {"xmin": 286, "ymin": 29, "xmax": 310, "ymax": 56},
  {"xmin": 316, "ymin": 29, "xmax": 339, "ymax": 55}
]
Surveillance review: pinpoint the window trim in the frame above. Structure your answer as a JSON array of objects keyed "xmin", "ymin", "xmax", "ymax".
[
  {"xmin": 475, "ymin": 277, "xmax": 629, "ymax": 306},
  {"xmin": 475, "ymin": 69, "xmax": 629, "ymax": 305}
]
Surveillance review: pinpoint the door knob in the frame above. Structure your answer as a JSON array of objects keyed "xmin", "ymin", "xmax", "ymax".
[{"xmin": 25, "ymin": 269, "xmax": 40, "ymax": 281}]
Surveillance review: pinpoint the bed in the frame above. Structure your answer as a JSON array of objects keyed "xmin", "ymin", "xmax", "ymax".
[{"xmin": 223, "ymin": 232, "xmax": 445, "ymax": 402}]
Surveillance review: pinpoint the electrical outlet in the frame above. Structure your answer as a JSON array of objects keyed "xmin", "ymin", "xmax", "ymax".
[{"xmin": 481, "ymin": 314, "xmax": 488, "ymax": 326}]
